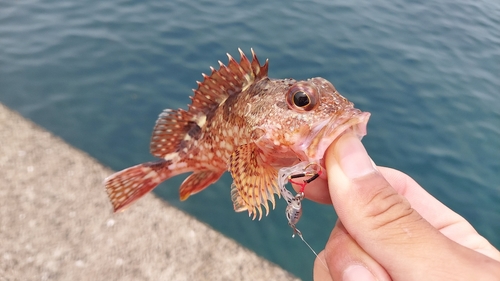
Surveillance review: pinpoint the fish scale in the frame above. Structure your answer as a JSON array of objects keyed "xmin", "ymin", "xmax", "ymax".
[{"xmin": 104, "ymin": 48, "xmax": 370, "ymax": 220}]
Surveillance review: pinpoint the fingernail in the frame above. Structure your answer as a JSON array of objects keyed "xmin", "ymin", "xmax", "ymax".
[
  {"xmin": 336, "ymin": 135, "xmax": 375, "ymax": 179},
  {"xmin": 343, "ymin": 265, "xmax": 376, "ymax": 281}
]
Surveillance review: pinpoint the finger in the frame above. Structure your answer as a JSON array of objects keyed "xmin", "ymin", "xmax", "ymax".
[
  {"xmin": 314, "ymin": 221, "xmax": 391, "ymax": 281},
  {"xmin": 291, "ymin": 176, "xmax": 332, "ymax": 204},
  {"xmin": 313, "ymin": 251, "xmax": 333, "ymax": 281},
  {"xmin": 376, "ymin": 167, "xmax": 465, "ymax": 229},
  {"xmin": 378, "ymin": 166, "xmax": 500, "ymax": 262},
  {"xmin": 291, "ymin": 166, "xmax": 456, "ymax": 217},
  {"xmin": 300, "ymin": 165, "xmax": 467, "ymax": 227},
  {"xmin": 292, "ymin": 163, "xmax": 500, "ymax": 261},
  {"xmin": 325, "ymin": 132, "xmax": 500, "ymax": 279}
]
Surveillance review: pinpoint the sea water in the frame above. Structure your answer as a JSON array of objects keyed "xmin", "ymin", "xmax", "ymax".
[{"xmin": 1, "ymin": 0, "xmax": 499, "ymax": 279}]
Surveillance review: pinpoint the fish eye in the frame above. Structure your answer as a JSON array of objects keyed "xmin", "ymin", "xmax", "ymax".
[
  {"xmin": 286, "ymin": 84, "xmax": 318, "ymax": 112},
  {"xmin": 293, "ymin": 91, "xmax": 310, "ymax": 107}
]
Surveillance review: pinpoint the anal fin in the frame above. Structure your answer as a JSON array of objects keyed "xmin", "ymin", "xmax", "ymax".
[{"xmin": 179, "ymin": 170, "xmax": 224, "ymax": 200}]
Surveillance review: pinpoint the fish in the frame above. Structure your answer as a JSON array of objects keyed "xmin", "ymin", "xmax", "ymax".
[{"xmin": 104, "ymin": 49, "xmax": 370, "ymax": 219}]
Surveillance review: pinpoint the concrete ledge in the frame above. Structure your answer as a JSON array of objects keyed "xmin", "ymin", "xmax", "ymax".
[{"xmin": 0, "ymin": 103, "xmax": 298, "ymax": 281}]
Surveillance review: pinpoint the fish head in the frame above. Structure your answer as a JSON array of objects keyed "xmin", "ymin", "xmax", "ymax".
[{"xmin": 255, "ymin": 77, "xmax": 370, "ymax": 165}]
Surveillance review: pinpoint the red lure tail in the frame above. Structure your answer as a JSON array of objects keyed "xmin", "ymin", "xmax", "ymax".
[{"xmin": 104, "ymin": 160, "xmax": 170, "ymax": 212}]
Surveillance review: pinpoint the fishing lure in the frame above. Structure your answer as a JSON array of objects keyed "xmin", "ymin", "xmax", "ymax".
[
  {"xmin": 278, "ymin": 161, "xmax": 322, "ymax": 236},
  {"xmin": 278, "ymin": 161, "xmax": 327, "ymax": 266}
]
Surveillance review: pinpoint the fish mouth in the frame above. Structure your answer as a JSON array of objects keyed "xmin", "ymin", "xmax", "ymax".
[{"xmin": 297, "ymin": 108, "xmax": 371, "ymax": 165}]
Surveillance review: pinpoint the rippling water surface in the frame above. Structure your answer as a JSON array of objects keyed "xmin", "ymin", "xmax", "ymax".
[{"xmin": 1, "ymin": 0, "xmax": 499, "ymax": 279}]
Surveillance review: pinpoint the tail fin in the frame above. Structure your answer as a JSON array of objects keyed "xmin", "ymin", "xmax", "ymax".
[{"xmin": 104, "ymin": 161, "xmax": 168, "ymax": 212}]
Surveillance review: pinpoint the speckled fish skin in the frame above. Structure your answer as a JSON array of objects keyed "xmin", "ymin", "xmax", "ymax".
[{"xmin": 104, "ymin": 49, "xmax": 370, "ymax": 219}]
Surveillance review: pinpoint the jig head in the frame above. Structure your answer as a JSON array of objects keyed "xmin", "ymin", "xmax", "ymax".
[{"xmin": 278, "ymin": 161, "xmax": 322, "ymax": 236}]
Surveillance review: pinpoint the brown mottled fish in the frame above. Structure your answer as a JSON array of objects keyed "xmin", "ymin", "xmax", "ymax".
[{"xmin": 104, "ymin": 49, "xmax": 370, "ymax": 219}]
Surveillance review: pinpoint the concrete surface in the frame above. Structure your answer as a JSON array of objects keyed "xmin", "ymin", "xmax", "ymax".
[{"xmin": 0, "ymin": 103, "xmax": 299, "ymax": 281}]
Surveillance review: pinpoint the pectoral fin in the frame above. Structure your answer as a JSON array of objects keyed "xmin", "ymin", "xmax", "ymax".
[{"xmin": 229, "ymin": 143, "xmax": 279, "ymax": 220}]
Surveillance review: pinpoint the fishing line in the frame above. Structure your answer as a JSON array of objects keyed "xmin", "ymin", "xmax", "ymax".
[{"xmin": 296, "ymin": 232, "xmax": 328, "ymax": 270}]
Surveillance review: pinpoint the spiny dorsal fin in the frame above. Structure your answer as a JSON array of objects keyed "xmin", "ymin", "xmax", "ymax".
[
  {"xmin": 188, "ymin": 48, "xmax": 268, "ymax": 116},
  {"xmin": 150, "ymin": 49, "xmax": 268, "ymax": 159}
]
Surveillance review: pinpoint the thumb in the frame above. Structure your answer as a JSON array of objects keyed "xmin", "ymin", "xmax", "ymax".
[{"xmin": 325, "ymin": 132, "xmax": 455, "ymax": 279}]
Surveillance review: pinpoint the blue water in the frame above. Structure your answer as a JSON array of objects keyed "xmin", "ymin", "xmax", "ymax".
[{"xmin": 1, "ymin": 0, "xmax": 499, "ymax": 279}]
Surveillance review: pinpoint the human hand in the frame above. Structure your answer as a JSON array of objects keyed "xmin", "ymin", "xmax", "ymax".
[{"xmin": 295, "ymin": 132, "xmax": 500, "ymax": 281}]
